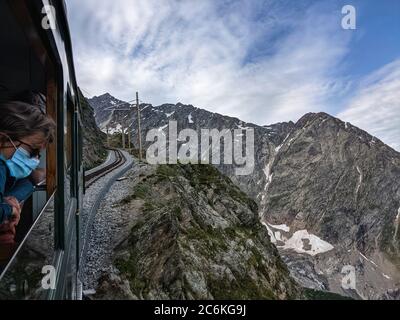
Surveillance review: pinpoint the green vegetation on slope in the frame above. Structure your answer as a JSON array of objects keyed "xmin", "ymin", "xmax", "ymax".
[{"xmin": 108, "ymin": 163, "xmax": 302, "ymax": 300}]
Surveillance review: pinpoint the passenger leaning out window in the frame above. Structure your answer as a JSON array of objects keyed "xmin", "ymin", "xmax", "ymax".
[{"xmin": 0, "ymin": 101, "xmax": 55, "ymax": 259}]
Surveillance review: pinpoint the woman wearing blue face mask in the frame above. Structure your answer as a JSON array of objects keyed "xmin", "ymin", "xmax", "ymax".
[{"xmin": 0, "ymin": 101, "xmax": 55, "ymax": 246}]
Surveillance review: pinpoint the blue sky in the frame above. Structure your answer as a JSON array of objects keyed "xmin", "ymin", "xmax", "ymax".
[
  {"xmin": 346, "ymin": 0, "xmax": 400, "ymax": 76},
  {"xmin": 67, "ymin": 0, "xmax": 400, "ymax": 150}
]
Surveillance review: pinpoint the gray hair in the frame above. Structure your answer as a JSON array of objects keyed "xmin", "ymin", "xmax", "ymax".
[{"xmin": 0, "ymin": 101, "xmax": 56, "ymax": 144}]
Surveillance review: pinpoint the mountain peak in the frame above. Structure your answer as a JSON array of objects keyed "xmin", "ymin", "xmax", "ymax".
[
  {"xmin": 296, "ymin": 112, "xmax": 336, "ymax": 125},
  {"xmin": 294, "ymin": 111, "xmax": 386, "ymax": 148},
  {"xmin": 97, "ymin": 92, "xmax": 113, "ymax": 98}
]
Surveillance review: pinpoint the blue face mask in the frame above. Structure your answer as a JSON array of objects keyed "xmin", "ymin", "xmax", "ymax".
[{"xmin": 4, "ymin": 147, "xmax": 40, "ymax": 180}]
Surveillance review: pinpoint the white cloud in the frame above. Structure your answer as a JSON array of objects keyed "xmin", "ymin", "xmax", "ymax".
[
  {"xmin": 338, "ymin": 59, "xmax": 400, "ymax": 151},
  {"xmin": 67, "ymin": 0, "xmax": 353, "ymax": 125}
]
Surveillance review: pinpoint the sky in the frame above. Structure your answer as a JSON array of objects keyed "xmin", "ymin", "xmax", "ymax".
[{"xmin": 66, "ymin": 0, "xmax": 400, "ymax": 150}]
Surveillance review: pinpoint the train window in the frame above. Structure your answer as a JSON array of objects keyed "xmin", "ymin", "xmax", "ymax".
[
  {"xmin": 66, "ymin": 98, "xmax": 73, "ymax": 169},
  {"xmin": 64, "ymin": 95, "xmax": 73, "ymax": 205},
  {"xmin": 0, "ymin": 1, "xmax": 56, "ymax": 273},
  {"xmin": 64, "ymin": 94, "xmax": 76, "ymax": 228}
]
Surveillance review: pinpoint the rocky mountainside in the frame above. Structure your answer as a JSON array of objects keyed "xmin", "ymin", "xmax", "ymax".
[
  {"xmin": 94, "ymin": 163, "xmax": 302, "ymax": 300},
  {"xmin": 88, "ymin": 93, "xmax": 131, "ymax": 129},
  {"xmin": 78, "ymin": 89, "xmax": 107, "ymax": 170},
  {"xmin": 261, "ymin": 112, "xmax": 400, "ymax": 299},
  {"xmin": 88, "ymin": 96, "xmax": 277, "ymax": 199},
  {"xmin": 90, "ymin": 93, "xmax": 400, "ymax": 299}
]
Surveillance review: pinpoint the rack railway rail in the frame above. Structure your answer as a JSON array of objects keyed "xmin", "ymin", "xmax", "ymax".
[{"xmin": 84, "ymin": 149, "xmax": 127, "ymax": 188}]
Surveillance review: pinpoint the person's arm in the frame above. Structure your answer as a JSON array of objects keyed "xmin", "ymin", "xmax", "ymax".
[
  {"xmin": 0, "ymin": 164, "xmax": 13, "ymax": 223},
  {"xmin": 5, "ymin": 178, "xmax": 34, "ymax": 203},
  {"xmin": 0, "ymin": 203, "xmax": 13, "ymax": 223},
  {"xmin": 30, "ymin": 168, "xmax": 46, "ymax": 186}
]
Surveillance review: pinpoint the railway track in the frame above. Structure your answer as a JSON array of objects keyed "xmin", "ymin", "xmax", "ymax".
[
  {"xmin": 84, "ymin": 149, "xmax": 127, "ymax": 188},
  {"xmin": 79, "ymin": 149, "xmax": 134, "ymax": 293}
]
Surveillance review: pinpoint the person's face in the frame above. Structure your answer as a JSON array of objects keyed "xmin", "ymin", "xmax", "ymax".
[{"xmin": 1, "ymin": 132, "xmax": 47, "ymax": 160}]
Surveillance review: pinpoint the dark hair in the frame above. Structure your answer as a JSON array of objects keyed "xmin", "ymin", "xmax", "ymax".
[{"xmin": 0, "ymin": 101, "xmax": 56, "ymax": 144}]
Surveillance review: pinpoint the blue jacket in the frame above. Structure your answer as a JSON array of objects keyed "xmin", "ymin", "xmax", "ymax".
[{"xmin": 0, "ymin": 159, "xmax": 34, "ymax": 223}]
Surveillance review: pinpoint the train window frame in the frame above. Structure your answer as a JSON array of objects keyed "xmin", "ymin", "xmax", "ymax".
[
  {"xmin": 0, "ymin": 0, "xmax": 82, "ymax": 299},
  {"xmin": 64, "ymin": 90, "xmax": 78, "ymax": 228},
  {"xmin": 0, "ymin": 0, "xmax": 59, "ymax": 281},
  {"xmin": 66, "ymin": 93, "xmax": 74, "ymax": 171}
]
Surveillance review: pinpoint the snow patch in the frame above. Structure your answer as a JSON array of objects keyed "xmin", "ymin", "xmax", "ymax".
[
  {"xmin": 355, "ymin": 166, "xmax": 363, "ymax": 199},
  {"xmin": 108, "ymin": 123, "xmax": 122, "ymax": 135},
  {"xmin": 358, "ymin": 252, "xmax": 378, "ymax": 267},
  {"xmin": 263, "ymin": 163, "xmax": 273, "ymax": 191},
  {"xmin": 280, "ymin": 230, "xmax": 334, "ymax": 256},
  {"xmin": 275, "ymin": 231, "xmax": 285, "ymax": 242},
  {"xmin": 274, "ymin": 134, "xmax": 291, "ymax": 153},
  {"xmin": 268, "ymin": 223, "xmax": 290, "ymax": 233},
  {"xmin": 188, "ymin": 114, "xmax": 194, "ymax": 124},
  {"xmin": 393, "ymin": 207, "xmax": 400, "ymax": 243},
  {"xmin": 261, "ymin": 222, "xmax": 276, "ymax": 244},
  {"xmin": 261, "ymin": 222, "xmax": 334, "ymax": 256},
  {"xmin": 287, "ymin": 137, "xmax": 295, "ymax": 147},
  {"xmin": 166, "ymin": 112, "xmax": 175, "ymax": 118},
  {"xmin": 319, "ymin": 118, "xmax": 327, "ymax": 126}
]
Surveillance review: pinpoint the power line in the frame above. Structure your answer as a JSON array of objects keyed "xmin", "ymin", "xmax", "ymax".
[
  {"xmin": 80, "ymin": 87, "xmax": 93, "ymax": 97},
  {"xmin": 103, "ymin": 99, "xmax": 136, "ymax": 110}
]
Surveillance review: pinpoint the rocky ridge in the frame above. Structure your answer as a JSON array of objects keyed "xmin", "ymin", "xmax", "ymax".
[{"xmin": 93, "ymin": 163, "xmax": 302, "ymax": 300}]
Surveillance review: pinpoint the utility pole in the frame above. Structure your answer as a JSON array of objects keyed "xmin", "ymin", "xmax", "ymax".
[
  {"xmin": 136, "ymin": 92, "xmax": 143, "ymax": 161},
  {"xmin": 128, "ymin": 124, "xmax": 132, "ymax": 152},
  {"xmin": 121, "ymin": 123, "xmax": 126, "ymax": 149},
  {"xmin": 106, "ymin": 125, "xmax": 110, "ymax": 147}
]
